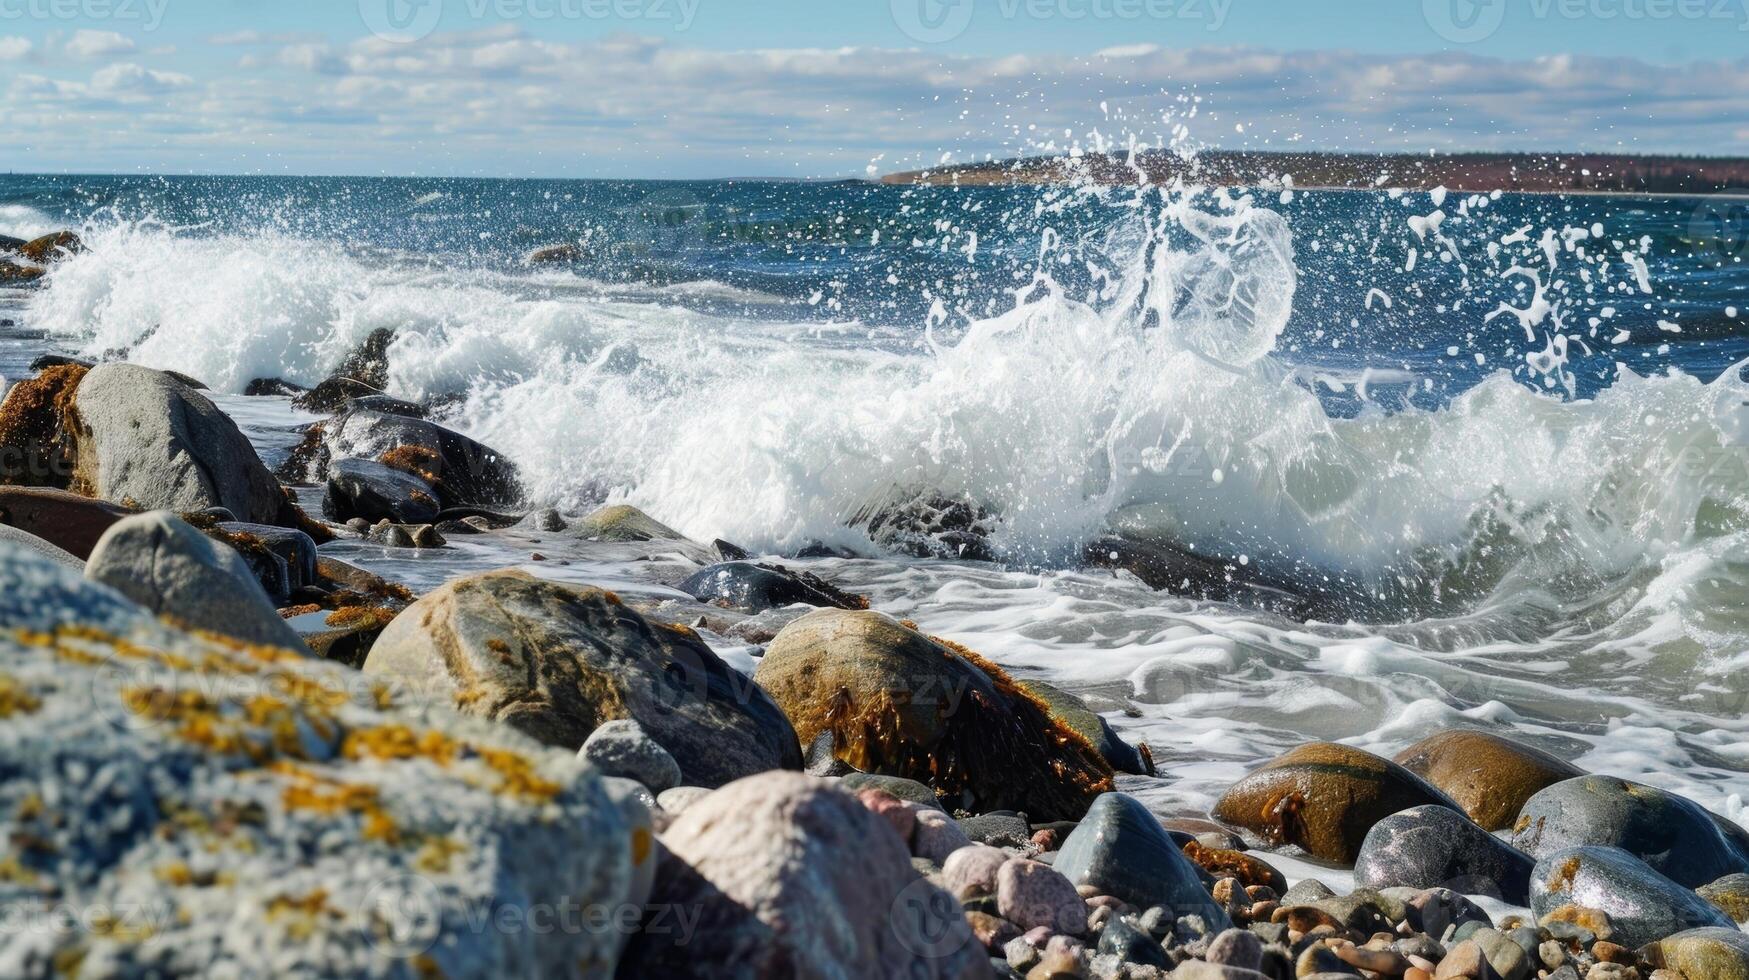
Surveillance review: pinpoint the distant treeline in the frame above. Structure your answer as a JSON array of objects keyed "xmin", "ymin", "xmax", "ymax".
[{"xmin": 881, "ymin": 151, "xmax": 1749, "ymax": 195}]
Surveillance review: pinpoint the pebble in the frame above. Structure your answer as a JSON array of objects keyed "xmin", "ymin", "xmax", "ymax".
[
  {"xmin": 579, "ymin": 719, "xmax": 684, "ymax": 793},
  {"xmin": 998, "ymin": 858, "xmax": 1089, "ymax": 935}
]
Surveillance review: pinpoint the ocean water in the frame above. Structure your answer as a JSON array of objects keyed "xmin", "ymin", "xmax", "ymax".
[{"xmin": 4, "ymin": 172, "xmax": 1749, "ymax": 869}]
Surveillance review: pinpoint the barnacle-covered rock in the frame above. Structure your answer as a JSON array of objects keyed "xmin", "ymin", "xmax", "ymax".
[{"xmin": 0, "ymin": 539, "xmax": 642, "ymax": 978}]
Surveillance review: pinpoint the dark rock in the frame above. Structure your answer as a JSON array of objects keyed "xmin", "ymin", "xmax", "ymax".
[
  {"xmin": 1404, "ymin": 886, "xmax": 1490, "ymax": 941},
  {"xmin": 755, "ymin": 609, "xmax": 1115, "ymax": 821},
  {"xmin": 852, "ymin": 489, "xmax": 997, "ymax": 561},
  {"xmin": 1510, "ymin": 775, "xmax": 1749, "ymax": 888},
  {"xmin": 243, "ymin": 377, "xmax": 307, "ymax": 397},
  {"xmin": 0, "ymin": 486, "xmax": 129, "ymax": 559},
  {"xmin": 1394, "ymin": 730, "xmax": 1584, "ymax": 831},
  {"xmin": 1051, "ymin": 793, "xmax": 1231, "ymax": 929},
  {"xmin": 1211, "ymin": 742, "xmax": 1463, "ymax": 865},
  {"xmin": 712, "ymin": 538, "xmax": 752, "ymax": 561},
  {"xmin": 324, "ymin": 407, "xmax": 520, "ymax": 509},
  {"xmin": 335, "ymin": 327, "xmax": 394, "ymax": 390},
  {"xmin": 293, "ymin": 376, "xmax": 384, "ymax": 415},
  {"xmin": 0, "ymin": 262, "xmax": 45, "ymax": 286},
  {"xmin": 804, "ymin": 729, "xmax": 856, "ymax": 777},
  {"xmin": 1016, "ymin": 679, "xmax": 1152, "ymax": 776},
  {"xmin": 347, "ymin": 393, "xmax": 427, "ymax": 419},
  {"xmin": 1082, "ymin": 533, "xmax": 1310, "ymax": 616},
  {"xmin": 1354, "ymin": 804, "xmax": 1535, "ymax": 904},
  {"xmin": 528, "ymin": 244, "xmax": 588, "ymax": 264},
  {"xmin": 323, "ymin": 458, "xmax": 441, "ymax": 525},
  {"xmin": 217, "ymin": 522, "xmax": 319, "ymax": 595},
  {"xmin": 678, "ymin": 561, "xmax": 868, "ymax": 613},
  {"xmin": 28, "ymin": 353, "xmax": 95, "ymax": 372},
  {"xmin": 959, "ymin": 812, "xmax": 1034, "ymax": 849},
  {"xmin": 1098, "ymin": 915, "xmax": 1170, "ymax": 968},
  {"xmin": 364, "ymin": 569, "xmax": 802, "ymax": 787},
  {"xmin": 1528, "ymin": 845, "xmax": 1734, "ymax": 948}
]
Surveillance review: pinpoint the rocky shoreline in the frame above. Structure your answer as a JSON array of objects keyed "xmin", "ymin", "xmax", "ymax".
[{"xmin": 1, "ymin": 235, "xmax": 1747, "ymax": 978}]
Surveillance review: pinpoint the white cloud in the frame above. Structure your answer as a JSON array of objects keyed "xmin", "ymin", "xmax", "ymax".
[
  {"xmin": 4, "ymin": 28, "xmax": 1748, "ymax": 177},
  {"xmin": 89, "ymin": 62, "xmax": 192, "ymax": 96},
  {"xmin": 0, "ymin": 36, "xmax": 30, "ymax": 61},
  {"xmin": 64, "ymin": 29, "xmax": 137, "ymax": 59}
]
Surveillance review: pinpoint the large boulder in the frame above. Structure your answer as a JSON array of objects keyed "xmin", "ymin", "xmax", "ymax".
[
  {"xmin": 72, "ymin": 364, "xmax": 299, "ymax": 527},
  {"xmin": 1393, "ymin": 730, "xmax": 1583, "ymax": 831},
  {"xmin": 0, "ymin": 524, "xmax": 82, "ymax": 571},
  {"xmin": 363, "ymin": 570, "xmax": 801, "ymax": 787},
  {"xmin": 753, "ymin": 609, "xmax": 1115, "ymax": 821},
  {"xmin": 1211, "ymin": 742, "xmax": 1463, "ymax": 864},
  {"xmin": 622, "ymin": 771, "xmax": 989, "ymax": 979},
  {"xmin": 566, "ymin": 504, "xmax": 687, "ymax": 542},
  {"xmin": 1051, "ymin": 792, "xmax": 1231, "ymax": 929},
  {"xmin": 84, "ymin": 512, "xmax": 306, "ymax": 651},
  {"xmin": 1352, "ymin": 804, "xmax": 1535, "ymax": 903},
  {"xmin": 1510, "ymin": 775, "xmax": 1749, "ymax": 888},
  {"xmin": 322, "ymin": 408, "xmax": 519, "ymax": 510},
  {"xmin": 0, "ymin": 363, "xmax": 87, "ymax": 488},
  {"xmin": 0, "ymin": 538, "xmax": 642, "ymax": 978},
  {"xmin": 18, "ymin": 230, "xmax": 83, "ymax": 264},
  {"xmin": 1529, "ymin": 845, "xmax": 1734, "ymax": 948}
]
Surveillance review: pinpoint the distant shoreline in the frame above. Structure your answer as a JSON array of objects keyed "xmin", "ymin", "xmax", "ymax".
[{"xmin": 882, "ymin": 151, "xmax": 1749, "ymax": 197}]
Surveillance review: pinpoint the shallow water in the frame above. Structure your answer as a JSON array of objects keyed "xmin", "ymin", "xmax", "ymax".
[{"xmin": 4, "ymin": 173, "xmax": 1749, "ymax": 863}]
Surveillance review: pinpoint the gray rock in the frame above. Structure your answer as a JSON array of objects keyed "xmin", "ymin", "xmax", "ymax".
[
  {"xmin": 1511, "ymin": 775, "xmax": 1749, "ymax": 888},
  {"xmin": 0, "ymin": 523, "xmax": 82, "ymax": 571},
  {"xmin": 364, "ymin": 569, "xmax": 802, "ymax": 787},
  {"xmin": 959, "ymin": 812, "xmax": 1033, "ymax": 849},
  {"xmin": 1052, "ymin": 793, "xmax": 1231, "ymax": 930},
  {"xmin": 1016, "ymin": 680, "xmax": 1152, "ymax": 776},
  {"xmin": 1098, "ymin": 914, "xmax": 1170, "ymax": 968},
  {"xmin": 1529, "ymin": 845, "xmax": 1734, "ymax": 948},
  {"xmin": 75, "ymin": 364, "xmax": 294, "ymax": 526},
  {"xmin": 1404, "ymin": 886, "xmax": 1490, "ymax": 941},
  {"xmin": 0, "ymin": 538, "xmax": 642, "ymax": 977},
  {"xmin": 843, "ymin": 769, "xmax": 989, "ymax": 814},
  {"xmin": 1468, "ymin": 926, "xmax": 1533, "ymax": 980},
  {"xmin": 1353, "ymin": 804, "xmax": 1535, "ymax": 903},
  {"xmin": 85, "ymin": 512, "xmax": 305, "ymax": 651},
  {"xmin": 215, "ymin": 521, "xmax": 320, "ymax": 601},
  {"xmin": 323, "ymin": 457, "xmax": 441, "ymax": 525},
  {"xmin": 624, "ymin": 771, "xmax": 988, "ymax": 979},
  {"xmin": 581, "ymin": 719, "xmax": 684, "ymax": 793},
  {"xmin": 656, "ymin": 786, "xmax": 712, "ymax": 816},
  {"xmin": 1205, "ymin": 928, "xmax": 1263, "ymax": 970}
]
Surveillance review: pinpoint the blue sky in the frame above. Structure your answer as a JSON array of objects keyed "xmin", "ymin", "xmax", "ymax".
[{"xmin": 2, "ymin": 0, "xmax": 1746, "ymax": 176}]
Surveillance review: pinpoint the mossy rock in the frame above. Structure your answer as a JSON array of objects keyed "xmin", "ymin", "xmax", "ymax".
[
  {"xmin": 364, "ymin": 569, "xmax": 801, "ymax": 788},
  {"xmin": 753, "ymin": 608, "xmax": 1115, "ymax": 821}
]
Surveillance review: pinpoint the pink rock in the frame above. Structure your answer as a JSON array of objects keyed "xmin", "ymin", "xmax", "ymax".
[
  {"xmin": 910, "ymin": 803, "xmax": 973, "ymax": 863},
  {"xmin": 942, "ymin": 844, "xmax": 1010, "ymax": 899},
  {"xmin": 856, "ymin": 788, "xmax": 916, "ymax": 845},
  {"xmin": 997, "ymin": 858, "xmax": 1088, "ymax": 936},
  {"xmin": 1031, "ymin": 828, "xmax": 1060, "ymax": 851},
  {"xmin": 1024, "ymin": 926, "xmax": 1053, "ymax": 946}
]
